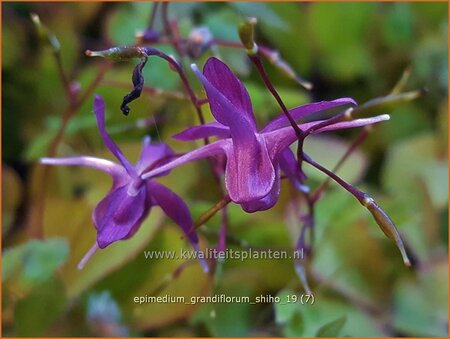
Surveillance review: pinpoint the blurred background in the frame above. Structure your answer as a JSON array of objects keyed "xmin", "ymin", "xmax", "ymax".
[{"xmin": 2, "ymin": 2, "xmax": 448, "ymax": 337}]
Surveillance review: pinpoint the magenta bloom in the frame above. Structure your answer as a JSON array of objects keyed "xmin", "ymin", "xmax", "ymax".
[
  {"xmin": 141, "ymin": 57, "xmax": 390, "ymax": 212},
  {"xmin": 41, "ymin": 95, "xmax": 206, "ymax": 270}
]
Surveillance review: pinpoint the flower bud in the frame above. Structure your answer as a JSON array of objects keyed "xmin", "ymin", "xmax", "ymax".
[
  {"xmin": 354, "ymin": 89, "xmax": 426, "ymax": 116},
  {"xmin": 30, "ymin": 13, "xmax": 60, "ymax": 53},
  {"xmin": 238, "ymin": 17, "xmax": 258, "ymax": 55},
  {"xmin": 362, "ymin": 195, "xmax": 411, "ymax": 267},
  {"xmin": 85, "ymin": 46, "xmax": 145, "ymax": 62}
]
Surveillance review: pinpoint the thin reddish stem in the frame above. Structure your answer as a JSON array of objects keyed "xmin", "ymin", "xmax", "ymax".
[{"xmin": 311, "ymin": 127, "xmax": 371, "ymax": 202}]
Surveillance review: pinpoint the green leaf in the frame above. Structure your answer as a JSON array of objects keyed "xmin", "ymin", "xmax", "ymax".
[
  {"xmin": 42, "ymin": 196, "xmax": 164, "ymax": 297},
  {"xmin": 231, "ymin": 2, "xmax": 287, "ymax": 30},
  {"xmin": 142, "ymin": 46, "xmax": 182, "ymax": 91},
  {"xmin": 316, "ymin": 316, "xmax": 347, "ymax": 337},
  {"xmin": 308, "ymin": 2, "xmax": 376, "ymax": 80},
  {"xmin": 383, "ymin": 3, "xmax": 414, "ymax": 48},
  {"xmin": 274, "ymin": 289, "xmax": 298, "ymax": 325},
  {"xmin": 303, "ymin": 135, "xmax": 367, "ymax": 185},
  {"xmin": 393, "ymin": 261, "xmax": 448, "ymax": 336},
  {"xmin": 15, "ymin": 277, "xmax": 67, "ymax": 336},
  {"xmin": 24, "ymin": 114, "xmax": 98, "ymax": 161},
  {"xmin": 107, "ymin": 3, "xmax": 151, "ymax": 45},
  {"xmin": 191, "ymin": 285, "xmax": 252, "ymax": 337},
  {"xmin": 204, "ymin": 8, "xmax": 240, "ymax": 42},
  {"xmin": 95, "ymin": 226, "xmax": 212, "ymax": 331},
  {"xmin": 297, "ymin": 298, "xmax": 382, "ymax": 337},
  {"xmin": 3, "ymin": 238, "xmax": 69, "ymax": 288},
  {"xmin": 383, "ymin": 133, "xmax": 448, "ymax": 209},
  {"xmin": 2, "ymin": 165, "xmax": 23, "ymax": 235},
  {"xmin": 2, "ymin": 16, "xmax": 26, "ymax": 70},
  {"xmin": 259, "ymin": 2, "xmax": 312, "ymax": 74},
  {"xmin": 283, "ymin": 310, "xmax": 304, "ymax": 337},
  {"xmin": 379, "ymin": 105, "xmax": 431, "ymax": 144}
]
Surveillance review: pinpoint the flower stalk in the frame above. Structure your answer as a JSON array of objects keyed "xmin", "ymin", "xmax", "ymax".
[
  {"xmin": 311, "ymin": 126, "xmax": 372, "ymax": 202},
  {"xmin": 86, "ymin": 46, "xmax": 206, "ymax": 122},
  {"xmin": 193, "ymin": 195, "xmax": 232, "ymax": 232},
  {"xmin": 302, "ymin": 152, "xmax": 411, "ymax": 267}
]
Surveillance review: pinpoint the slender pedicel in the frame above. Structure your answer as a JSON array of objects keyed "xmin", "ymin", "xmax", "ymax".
[
  {"xmin": 295, "ymin": 224, "xmax": 313, "ymax": 295},
  {"xmin": 302, "ymin": 152, "xmax": 411, "ymax": 267},
  {"xmin": 239, "ymin": 18, "xmax": 309, "ymax": 177},
  {"xmin": 295, "ymin": 261, "xmax": 312, "ymax": 295},
  {"xmin": 86, "ymin": 46, "xmax": 205, "ymax": 123},
  {"xmin": 238, "ymin": 17, "xmax": 312, "ymax": 90},
  {"xmin": 31, "ymin": 13, "xmax": 76, "ymax": 103},
  {"xmin": 239, "ymin": 23, "xmax": 304, "ymax": 141},
  {"xmin": 192, "ymin": 195, "xmax": 232, "ymax": 233},
  {"xmin": 311, "ymin": 126, "xmax": 371, "ymax": 202},
  {"xmin": 306, "ymin": 89, "xmax": 426, "ymax": 134},
  {"xmin": 218, "ymin": 206, "xmax": 229, "ymax": 253}
]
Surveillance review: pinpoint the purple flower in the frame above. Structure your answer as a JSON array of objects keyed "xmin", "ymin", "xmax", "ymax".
[
  {"xmin": 40, "ymin": 95, "xmax": 206, "ymax": 271},
  {"xmin": 141, "ymin": 57, "xmax": 390, "ymax": 212}
]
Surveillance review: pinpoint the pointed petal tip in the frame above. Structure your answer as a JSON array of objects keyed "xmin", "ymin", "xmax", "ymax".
[
  {"xmin": 30, "ymin": 12, "xmax": 40, "ymax": 23},
  {"xmin": 403, "ymin": 256, "xmax": 412, "ymax": 267},
  {"xmin": 294, "ymin": 261, "xmax": 312, "ymax": 295},
  {"xmin": 400, "ymin": 248, "xmax": 411, "ymax": 267},
  {"xmin": 201, "ymin": 258, "xmax": 209, "ymax": 273},
  {"xmin": 363, "ymin": 195, "xmax": 411, "ymax": 268},
  {"xmin": 85, "ymin": 49, "xmax": 103, "ymax": 57},
  {"xmin": 93, "ymin": 93, "xmax": 104, "ymax": 106},
  {"xmin": 143, "ymin": 135, "xmax": 151, "ymax": 146},
  {"xmin": 93, "ymin": 94, "xmax": 106, "ymax": 119},
  {"xmin": 190, "ymin": 63, "xmax": 200, "ymax": 72},
  {"xmin": 203, "ymin": 56, "xmax": 221, "ymax": 67},
  {"xmin": 192, "ymin": 243, "xmax": 209, "ymax": 273},
  {"xmin": 298, "ymin": 79, "xmax": 313, "ymax": 91}
]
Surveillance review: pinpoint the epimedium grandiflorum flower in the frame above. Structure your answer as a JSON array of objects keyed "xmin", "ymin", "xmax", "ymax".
[
  {"xmin": 40, "ymin": 95, "xmax": 207, "ymax": 271},
  {"xmin": 141, "ymin": 57, "xmax": 390, "ymax": 213}
]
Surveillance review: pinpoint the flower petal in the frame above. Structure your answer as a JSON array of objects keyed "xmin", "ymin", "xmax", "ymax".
[
  {"xmin": 93, "ymin": 184, "xmax": 150, "ymax": 248},
  {"xmin": 121, "ymin": 59, "xmax": 147, "ymax": 115},
  {"xmin": 264, "ymin": 115, "xmax": 391, "ymax": 157},
  {"xmin": 312, "ymin": 114, "xmax": 390, "ymax": 133},
  {"xmin": 135, "ymin": 137, "xmax": 175, "ymax": 175},
  {"xmin": 93, "ymin": 94, "xmax": 137, "ymax": 177},
  {"xmin": 148, "ymin": 181, "xmax": 208, "ymax": 272},
  {"xmin": 173, "ymin": 122, "xmax": 231, "ymax": 141},
  {"xmin": 278, "ymin": 148, "xmax": 307, "ymax": 187},
  {"xmin": 262, "ymin": 98, "xmax": 357, "ymax": 132},
  {"xmin": 148, "ymin": 182, "xmax": 197, "ymax": 244},
  {"xmin": 77, "ymin": 242, "xmax": 99, "ymax": 270},
  {"xmin": 141, "ymin": 139, "xmax": 229, "ymax": 180},
  {"xmin": 224, "ymin": 135, "xmax": 276, "ymax": 203},
  {"xmin": 203, "ymin": 57, "xmax": 256, "ymax": 126},
  {"xmin": 40, "ymin": 156, "xmax": 128, "ymax": 186},
  {"xmin": 240, "ymin": 165, "xmax": 280, "ymax": 212},
  {"xmin": 191, "ymin": 60, "xmax": 256, "ymax": 141}
]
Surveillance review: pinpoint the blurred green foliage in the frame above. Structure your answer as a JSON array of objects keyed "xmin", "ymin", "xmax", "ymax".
[{"xmin": 2, "ymin": 2, "xmax": 448, "ymax": 337}]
